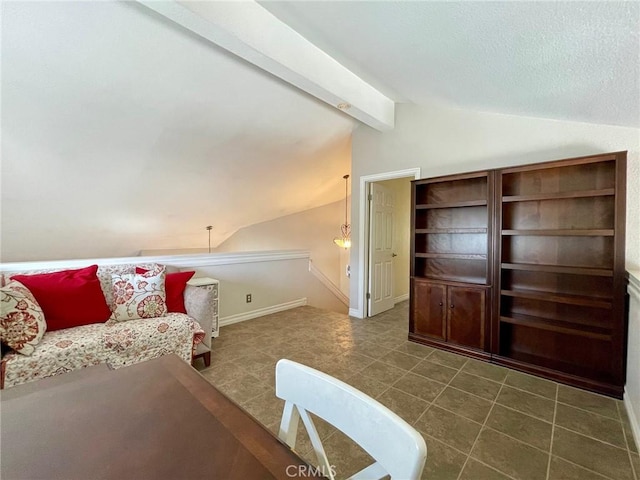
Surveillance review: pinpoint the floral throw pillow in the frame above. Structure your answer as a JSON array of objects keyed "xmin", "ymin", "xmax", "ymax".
[
  {"xmin": 110, "ymin": 265, "xmax": 167, "ymax": 321},
  {"xmin": 0, "ymin": 280, "xmax": 47, "ymax": 355}
]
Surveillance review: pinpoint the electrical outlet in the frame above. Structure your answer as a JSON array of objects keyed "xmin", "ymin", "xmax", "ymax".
[{"xmin": 246, "ymin": 294, "xmax": 252, "ymax": 303}]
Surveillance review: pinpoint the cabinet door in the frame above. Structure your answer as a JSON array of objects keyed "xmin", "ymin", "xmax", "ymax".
[
  {"xmin": 412, "ymin": 280, "xmax": 446, "ymax": 340},
  {"xmin": 447, "ymin": 287, "xmax": 486, "ymax": 350}
]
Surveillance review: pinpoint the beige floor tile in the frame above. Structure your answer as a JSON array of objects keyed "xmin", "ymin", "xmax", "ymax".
[
  {"xmin": 555, "ymin": 403, "xmax": 627, "ymax": 448},
  {"xmin": 420, "ymin": 434, "xmax": 467, "ymax": 480},
  {"xmin": 485, "ymin": 404, "xmax": 552, "ymax": 451},
  {"xmin": 462, "ymin": 359, "xmax": 509, "ymax": 383},
  {"xmin": 504, "ymin": 370, "xmax": 558, "ymax": 400},
  {"xmin": 547, "ymin": 456, "xmax": 611, "ymax": 480},
  {"xmin": 379, "ymin": 350, "xmax": 423, "ymax": 370},
  {"xmin": 552, "ymin": 426, "xmax": 634, "ymax": 480},
  {"xmin": 393, "ymin": 371, "xmax": 446, "ymax": 402},
  {"xmin": 557, "ymin": 385, "xmax": 619, "ymax": 420},
  {"xmin": 376, "ymin": 387, "xmax": 429, "ymax": 424},
  {"xmin": 414, "ymin": 405, "xmax": 482, "ymax": 453},
  {"xmin": 412, "ymin": 359, "xmax": 459, "ymax": 384},
  {"xmin": 200, "ymin": 361, "xmax": 249, "ymax": 386},
  {"xmin": 471, "ymin": 428, "xmax": 549, "ymax": 480},
  {"xmin": 496, "ymin": 385, "xmax": 555, "ymax": 422},
  {"xmin": 207, "ymin": 302, "xmax": 631, "ymax": 480},
  {"xmin": 428, "ymin": 349, "xmax": 468, "ymax": 369},
  {"xmin": 215, "ymin": 372, "xmax": 271, "ymax": 404},
  {"xmin": 394, "ymin": 341, "xmax": 434, "ymax": 358},
  {"xmin": 359, "ymin": 360, "xmax": 407, "ymax": 384},
  {"xmin": 320, "ymin": 430, "xmax": 373, "ymax": 479},
  {"xmin": 449, "ymin": 371, "xmax": 502, "ymax": 401},
  {"xmin": 242, "ymin": 390, "xmax": 285, "ymax": 428},
  {"xmin": 458, "ymin": 459, "xmax": 513, "ymax": 480},
  {"xmin": 434, "ymin": 386, "xmax": 493, "ymax": 423},
  {"xmin": 346, "ymin": 341, "xmax": 393, "ymax": 359},
  {"xmin": 630, "ymin": 452, "xmax": 639, "ymax": 480}
]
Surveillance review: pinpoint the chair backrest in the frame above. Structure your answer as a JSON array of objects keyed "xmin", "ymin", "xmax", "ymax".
[{"xmin": 275, "ymin": 359, "xmax": 427, "ymax": 480}]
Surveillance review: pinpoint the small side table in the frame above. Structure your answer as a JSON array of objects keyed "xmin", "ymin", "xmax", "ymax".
[{"xmin": 187, "ymin": 277, "xmax": 219, "ymax": 367}]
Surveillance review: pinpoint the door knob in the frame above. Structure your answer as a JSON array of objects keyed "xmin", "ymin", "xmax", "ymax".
[{"xmin": 392, "ymin": 253, "xmax": 398, "ymax": 257}]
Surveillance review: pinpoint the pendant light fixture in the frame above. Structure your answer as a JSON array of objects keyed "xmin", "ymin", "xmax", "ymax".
[{"xmin": 333, "ymin": 174, "xmax": 351, "ymax": 249}]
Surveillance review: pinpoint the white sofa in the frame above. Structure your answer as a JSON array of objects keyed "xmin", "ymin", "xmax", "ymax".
[{"xmin": 0, "ymin": 262, "xmax": 218, "ymax": 388}]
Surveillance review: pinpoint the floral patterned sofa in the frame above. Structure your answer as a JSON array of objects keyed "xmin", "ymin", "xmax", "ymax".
[{"xmin": 0, "ymin": 262, "xmax": 217, "ymax": 389}]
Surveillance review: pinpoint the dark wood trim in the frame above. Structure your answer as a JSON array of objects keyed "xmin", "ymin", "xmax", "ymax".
[
  {"xmin": 492, "ymin": 354, "xmax": 624, "ymax": 399},
  {"xmin": 408, "ymin": 332, "xmax": 491, "ymax": 361}
]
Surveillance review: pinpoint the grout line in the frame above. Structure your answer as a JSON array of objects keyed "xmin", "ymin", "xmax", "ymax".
[
  {"xmin": 545, "ymin": 382, "xmax": 559, "ymax": 480},
  {"xmin": 211, "ymin": 304, "xmax": 635, "ymax": 480},
  {"xmin": 552, "ymin": 457, "xmax": 619, "ymax": 480},
  {"xmin": 619, "ymin": 402, "xmax": 640, "ymax": 480},
  {"xmin": 553, "ymin": 424, "xmax": 634, "ymax": 452},
  {"xmin": 413, "ymin": 357, "xmax": 470, "ymax": 427},
  {"xmin": 555, "ymin": 399, "xmax": 624, "ymax": 423},
  {"xmin": 456, "ymin": 372, "xmax": 508, "ymax": 480}
]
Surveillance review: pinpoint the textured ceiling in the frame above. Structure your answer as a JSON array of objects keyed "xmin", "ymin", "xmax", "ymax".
[
  {"xmin": 2, "ymin": 1, "xmax": 638, "ymax": 262},
  {"xmin": 1, "ymin": 1, "xmax": 353, "ymax": 261},
  {"xmin": 262, "ymin": 1, "xmax": 640, "ymax": 127}
]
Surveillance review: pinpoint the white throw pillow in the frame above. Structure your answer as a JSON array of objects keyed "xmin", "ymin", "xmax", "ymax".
[
  {"xmin": 0, "ymin": 280, "xmax": 47, "ymax": 355},
  {"xmin": 110, "ymin": 265, "xmax": 167, "ymax": 321}
]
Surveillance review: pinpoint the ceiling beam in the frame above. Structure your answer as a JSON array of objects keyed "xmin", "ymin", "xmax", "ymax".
[{"xmin": 137, "ymin": 0, "xmax": 395, "ymax": 131}]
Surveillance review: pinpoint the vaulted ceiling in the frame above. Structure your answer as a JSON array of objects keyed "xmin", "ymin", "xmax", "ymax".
[{"xmin": 2, "ymin": 1, "xmax": 638, "ymax": 262}]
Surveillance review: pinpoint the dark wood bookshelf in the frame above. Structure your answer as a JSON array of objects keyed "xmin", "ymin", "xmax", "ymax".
[
  {"xmin": 502, "ymin": 188, "xmax": 615, "ymax": 202},
  {"xmin": 501, "ymin": 229, "xmax": 614, "ymax": 236},
  {"xmin": 410, "ymin": 151, "xmax": 628, "ymax": 398}
]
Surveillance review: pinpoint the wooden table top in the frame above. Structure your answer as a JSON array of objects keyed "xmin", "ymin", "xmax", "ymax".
[{"xmin": 1, "ymin": 355, "xmax": 322, "ymax": 479}]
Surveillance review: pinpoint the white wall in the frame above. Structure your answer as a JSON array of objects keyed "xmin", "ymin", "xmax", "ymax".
[
  {"xmin": 351, "ymin": 102, "xmax": 640, "ymax": 308},
  {"xmin": 191, "ymin": 257, "xmax": 347, "ymax": 321},
  {"xmin": 0, "ymin": 250, "xmax": 347, "ymax": 324},
  {"xmin": 626, "ymin": 271, "xmax": 640, "ymax": 449},
  {"xmin": 214, "ymin": 200, "xmax": 349, "ymax": 297},
  {"xmin": 376, "ymin": 178, "xmax": 411, "ymax": 302}
]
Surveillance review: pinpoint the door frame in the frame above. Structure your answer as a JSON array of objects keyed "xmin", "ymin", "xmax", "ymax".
[{"xmin": 354, "ymin": 168, "xmax": 421, "ymax": 318}]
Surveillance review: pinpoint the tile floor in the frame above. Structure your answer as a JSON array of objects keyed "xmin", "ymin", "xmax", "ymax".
[{"xmin": 197, "ymin": 301, "xmax": 639, "ymax": 480}]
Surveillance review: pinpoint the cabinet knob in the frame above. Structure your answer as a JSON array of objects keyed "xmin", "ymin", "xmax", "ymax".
[
  {"xmin": 450, "ymin": 304, "xmax": 454, "ymax": 308},
  {"xmin": 439, "ymin": 302, "xmax": 443, "ymax": 306}
]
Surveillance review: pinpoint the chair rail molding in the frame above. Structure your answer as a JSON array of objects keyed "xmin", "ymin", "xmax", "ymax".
[{"xmin": 0, "ymin": 250, "xmax": 311, "ymax": 272}]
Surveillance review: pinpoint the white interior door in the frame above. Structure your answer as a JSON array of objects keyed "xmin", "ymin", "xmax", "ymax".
[{"xmin": 368, "ymin": 182, "xmax": 395, "ymax": 316}]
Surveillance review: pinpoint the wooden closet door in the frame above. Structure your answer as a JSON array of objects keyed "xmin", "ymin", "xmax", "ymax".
[
  {"xmin": 412, "ymin": 280, "xmax": 446, "ymax": 340},
  {"xmin": 447, "ymin": 286, "xmax": 486, "ymax": 350}
]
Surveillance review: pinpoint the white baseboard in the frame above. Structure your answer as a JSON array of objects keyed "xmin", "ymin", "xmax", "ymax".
[
  {"xmin": 219, "ymin": 298, "xmax": 308, "ymax": 327},
  {"xmin": 348, "ymin": 308, "xmax": 363, "ymax": 318},
  {"xmin": 394, "ymin": 293, "xmax": 409, "ymax": 304},
  {"xmin": 624, "ymin": 391, "xmax": 640, "ymax": 451}
]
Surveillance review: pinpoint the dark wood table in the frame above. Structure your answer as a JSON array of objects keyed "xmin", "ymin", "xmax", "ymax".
[{"xmin": 1, "ymin": 355, "xmax": 322, "ymax": 479}]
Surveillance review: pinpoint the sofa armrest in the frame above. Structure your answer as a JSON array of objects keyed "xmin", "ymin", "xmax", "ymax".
[{"xmin": 184, "ymin": 280, "xmax": 219, "ymax": 350}]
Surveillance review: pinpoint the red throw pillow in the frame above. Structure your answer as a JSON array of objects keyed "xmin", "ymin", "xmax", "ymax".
[
  {"xmin": 11, "ymin": 265, "xmax": 111, "ymax": 331},
  {"xmin": 136, "ymin": 268, "xmax": 195, "ymax": 314}
]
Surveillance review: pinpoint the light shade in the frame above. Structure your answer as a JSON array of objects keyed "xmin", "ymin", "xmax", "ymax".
[{"xmin": 333, "ymin": 237, "xmax": 351, "ymax": 249}]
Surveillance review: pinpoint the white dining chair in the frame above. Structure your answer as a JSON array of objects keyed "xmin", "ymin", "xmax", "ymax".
[{"xmin": 275, "ymin": 359, "xmax": 427, "ymax": 480}]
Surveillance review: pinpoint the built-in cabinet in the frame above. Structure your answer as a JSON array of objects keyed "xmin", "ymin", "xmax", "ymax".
[
  {"xmin": 412, "ymin": 279, "xmax": 488, "ymax": 350},
  {"xmin": 410, "ymin": 171, "xmax": 493, "ymax": 359},
  {"xmin": 409, "ymin": 151, "xmax": 628, "ymax": 397}
]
